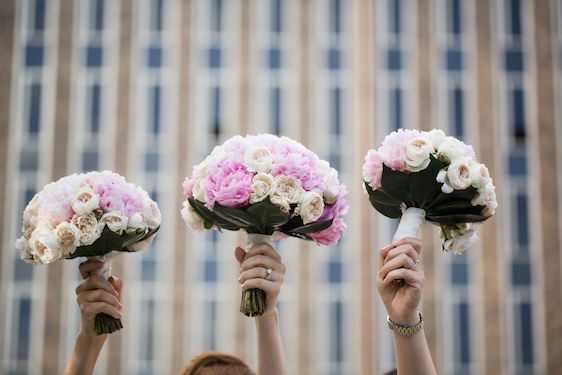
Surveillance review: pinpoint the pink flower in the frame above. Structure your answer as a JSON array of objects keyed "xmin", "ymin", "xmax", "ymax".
[
  {"xmin": 270, "ymin": 150, "xmax": 325, "ymax": 192},
  {"xmin": 318, "ymin": 185, "xmax": 349, "ymax": 222},
  {"xmin": 204, "ymin": 158, "xmax": 253, "ymax": 209},
  {"xmin": 378, "ymin": 129, "xmax": 422, "ymax": 171},
  {"xmin": 309, "ymin": 217, "xmax": 346, "ymax": 246},
  {"xmin": 362, "ymin": 150, "xmax": 384, "ymax": 189}
]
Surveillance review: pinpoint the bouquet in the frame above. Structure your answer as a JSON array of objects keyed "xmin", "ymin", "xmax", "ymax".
[
  {"xmin": 362, "ymin": 129, "xmax": 497, "ymax": 282},
  {"xmin": 15, "ymin": 170, "xmax": 161, "ymax": 334},
  {"xmin": 181, "ymin": 134, "xmax": 348, "ymax": 316}
]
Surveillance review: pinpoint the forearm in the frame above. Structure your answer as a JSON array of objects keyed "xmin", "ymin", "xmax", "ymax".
[
  {"xmin": 63, "ymin": 332, "xmax": 106, "ymax": 375},
  {"xmin": 255, "ymin": 308, "xmax": 287, "ymax": 375}
]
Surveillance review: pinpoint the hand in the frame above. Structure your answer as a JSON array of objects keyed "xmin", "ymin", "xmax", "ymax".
[
  {"xmin": 376, "ymin": 237, "xmax": 424, "ymax": 325},
  {"xmin": 76, "ymin": 260, "xmax": 123, "ymax": 337},
  {"xmin": 235, "ymin": 244, "xmax": 286, "ymax": 317}
]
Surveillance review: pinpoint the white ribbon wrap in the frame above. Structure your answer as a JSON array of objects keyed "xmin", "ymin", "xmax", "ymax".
[
  {"xmin": 392, "ymin": 207, "xmax": 426, "ymax": 243},
  {"xmin": 88, "ymin": 253, "xmax": 118, "ymax": 279},
  {"xmin": 246, "ymin": 233, "xmax": 273, "ymax": 251}
]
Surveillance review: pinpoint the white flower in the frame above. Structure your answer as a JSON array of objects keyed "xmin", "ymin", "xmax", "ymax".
[
  {"xmin": 71, "ymin": 186, "xmax": 100, "ymax": 214},
  {"xmin": 323, "ymin": 165, "xmax": 340, "ymax": 205},
  {"xmin": 270, "ymin": 195, "xmax": 290, "ymax": 213},
  {"xmin": 142, "ymin": 200, "xmax": 162, "ymax": 228},
  {"xmin": 470, "ymin": 163, "xmax": 491, "ymax": 189},
  {"xmin": 54, "ymin": 222, "xmax": 80, "ymax": 256},
  {"xmin": 426, "ymin": 129, "xmax": 447, "ymax": 150},
  {"xmin": 404, "ymin": 137, "xmax": 432, "ymax": 172},
  {"xmin": 441, "ymin": 223, "xmax": 478, "ymax": 254},
  {"xmin": 471, "ymin": 183, "xmax": 497, "ymax": 214},
  {"xmin": 15, "ymin": 237, "xmax": 40, "ymax": 264},
  {"xmin": 274, "ymin": 175, "xmax": 304, "ymax": 204},
  {"xmin": 192, "ymin": 178, "xmax": 206, "ymax": 202},
  {"xmin": 244, "ymin": 146, "xmax": 274, "ymax": 173},
  {"xmin": 299, "ymin": 191, "xmax": 325, "ymax": 224},
  {"xmin": 250, "ymin": 173, "xmax": 276, "ymax": 203},
  {"xmin": 71, "ymin": 213, "xmax": 103, "ymax": 246},
  {"xmin": 100, "ymin": 211, "xmax": 129, "ymax": 234},
  {"xmin": 29, "ymin": 226, "xmax": 62, "ymax": 264},
  {"xmin": 128, "ymin": 212, "xmax": 146, "ymax": 230},
  {"xmin": 181, "ymin": 200, "xmax": 205, "ymax": 232},
  {"xmin": 22, "ymin": 218, "xmax": 36, "ymax": 239},
  {"xmin": 438, "ymin": 157, "xmax": 474, "ymax": 193},
  {"xmin": 437, "ymin": 137, "xmax": 464, "ymax": 164}
]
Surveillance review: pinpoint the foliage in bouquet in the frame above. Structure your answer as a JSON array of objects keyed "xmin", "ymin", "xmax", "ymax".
[
  {"xmin": 362, "ymin": 129, "xmax": 497, "ymax": 254},
  {"xmin": 181, "ymin": 134, "xmax": 349, "ymax": 246},
  {"xmin": 15, "ymin": 171, "xmax": 161, "ymax": 334}
]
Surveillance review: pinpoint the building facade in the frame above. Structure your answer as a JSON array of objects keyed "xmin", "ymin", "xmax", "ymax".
[{"xmin": 0, "ymin": 0, "xmax": 561, "ymax": 374}]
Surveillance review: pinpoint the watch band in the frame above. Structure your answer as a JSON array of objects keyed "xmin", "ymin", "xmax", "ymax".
[{"xmin": 387, "ymin": 311, "xmax": 424, "ymax": 336}]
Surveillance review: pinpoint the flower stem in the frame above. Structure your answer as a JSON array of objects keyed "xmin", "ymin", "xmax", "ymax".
[
  {"xmin": 94, "ymin": 313, "xmax": 123, "ymax": 335},
  {"xmin": 240, "ymin": 288, "xmax": 267, "ymax": 317}
]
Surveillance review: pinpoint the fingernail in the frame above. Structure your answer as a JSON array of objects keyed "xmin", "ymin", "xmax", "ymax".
[
  {"xmin": 113, "ymin": 290, "xmax": 119, "ymax": 297},
  {"xmin": 118, "ymin": 311, "xmax": 123, "ymax": 317}
]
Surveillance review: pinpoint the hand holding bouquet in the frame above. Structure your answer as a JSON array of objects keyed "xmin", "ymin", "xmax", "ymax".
[
  {"xmin": 181, "ymin": 134, "xmax": 348, "ymax": 316},
  {"xmin": 15, "ymin": 171, "xmax": 161, "ymax": 334},
  {"xmin": 362, "ymin": 129, "xmax": 497, "ymax": 273}
]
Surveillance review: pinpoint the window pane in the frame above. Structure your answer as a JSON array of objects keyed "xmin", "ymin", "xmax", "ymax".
[
  {"xmin": 331, "ymin": 87, "xmax": 341, "ymax": 135},
  {"xmin": 25, "ymin": 45, "xmax": 43, "ymax": 67},
  {"xmin": 90, "ymin": 84, "xmax": 101, "ymax": 133},
  {"xmin": 151, "ymin": 85, "xmax": 161, "ymax": 133},
  {"xmin": 28, "ymin": 83, "xmax": 41, "ymax": 133},
  {"xmin": 457, "ymin": 303, "xmax": 471, "ymax": 364},
  {"xmin": 519, "ymin": 302, "xmax": 534, "ymax": 364},
  {"xmin": 387, "ymin": 49, "xmax": 401, "ymax": 70},
  {"xmin": 16, "ymin": 298, "xmax": 32, "ymax": 360},
  {"xmin": 330, "ymin": 0, "xmax": 341, "ymax": 34},
  {"xmin": 34, "ymin": 0, "xmax": 46, "ymax": 31},
  {"xmin": 271, "ymin": 87, "xmax": 281, "ymax": 134},
  {"xmin": 271, "ymin": 0, "xmax": 282, "ymax": 33}
]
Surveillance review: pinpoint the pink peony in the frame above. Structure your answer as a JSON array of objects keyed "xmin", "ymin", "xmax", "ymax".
[
  {"xmin": 362, "ymin": 150, "xmax": 384, "ymax": 189},
  {"xmin": 309, "ymin": 217, "xmax": 347, "ymax": 246},
  {"xmin": 270, "ymin": 150, "xmax": 325, "ymax": 192},
  {"xmin": 378, "ymin": 129, "xmax": 422, "ymax": 171},
  {"xmin": 204, "ymin": 158, "xmax": 253, "ymax": 209}
]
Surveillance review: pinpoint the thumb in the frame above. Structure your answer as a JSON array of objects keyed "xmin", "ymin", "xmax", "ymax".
[{"xmin": 234, "ymin": 247, "xmax": 247, "ymax": 265}]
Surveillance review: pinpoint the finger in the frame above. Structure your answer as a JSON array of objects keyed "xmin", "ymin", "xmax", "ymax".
[
  {"xmin": 80, "ymin": 301, "xmax": 122, "ymax": 320},
  {"xmin": 79, "ymin": 289, "xmax": 122, "ymax": 309},
  {"xmin": 383, "ymin": 268, "xmax": 423, "ymax": 287},
  {"xmin": 383, "ymin": 244, "xmax": 420, "ymax": 265},
  {"xmin": 240, "ymin": 255, "xmax": 284, "ymax": 273},
  {"xmin": 234, "ymin": 247, "xmax": 247, "ymax": 265},
  {"xmin": 241, "ymin": 278, "xmax": 280, "ymax": 294},
  {"xmin": 239, "ymin": 267, "xmax": 281, "ymax": 284},
  {"xmin": 379, "ymin": 243, "xmax": 396, "ymax": 259},
  {"xmin": 392, "ymin": 237, "xmax": 423, "ymax": 254},
  {"xmin": 245, "ymin": 243, "xmax": 281, "ymax": 262},
  {"xmin": 378, "ymin": 253, "xmax": 418, "ymax": 280},
  {"xmin": 108, "ymin": 276, "xmax": 123, "ymax": 298},
  {"xmin": 79, "ymin": 260, "xmax": 105, "ymax": 279},
  {"xmin": 76, "ymin": 275, "xmax": 118, "ymax": 297}
]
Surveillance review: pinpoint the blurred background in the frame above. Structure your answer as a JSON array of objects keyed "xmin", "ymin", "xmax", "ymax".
[{"xmin": 1, "ymin": 0, "xmax": 561, "ymax": 374}]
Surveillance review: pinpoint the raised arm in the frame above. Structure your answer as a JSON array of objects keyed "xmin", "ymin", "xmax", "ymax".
[
  {"xmin": 236, "ymin": 244, "xmax": 287, "ymax": 375},
  {"xmin": 376, "ymin": 237, "xmax": 437, "ymax": 375},
  {"xmin": 63, "ymin": 260, "xmax": 123, "ymax": 375}
]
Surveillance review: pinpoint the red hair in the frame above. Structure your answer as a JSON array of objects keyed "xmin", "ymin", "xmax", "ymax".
[{"xmin": 180, "ymin": 352, "xmax": 255, "ymax": 375}]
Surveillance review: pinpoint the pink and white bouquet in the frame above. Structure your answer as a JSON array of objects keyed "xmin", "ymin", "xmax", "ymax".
[
  {"xmin": 181, "ymin": 134, "xmax": 348, "ymax": 316},
  {"xmin": 362, "ymin": 129, "xmax": 497, "ymax": 259},
  {"xmin": 15, "ymin": 170, "xmax": 161, "ymax": 334}
]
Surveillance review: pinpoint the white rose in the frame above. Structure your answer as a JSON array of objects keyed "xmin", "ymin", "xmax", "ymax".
[
  {"xmin": 192, "ymin": 178, "xmax": 207, "ymax": 202},
  {"xmin": 142, "ymin": 201, "xmax": 162, "ymax": 228},
  {"xmin": 71, "ymin": 213, "xmax": 103, "ymax": 246},
  {"xmin": 100, "ymin": 211, "xmax": 129, "ymax": 234},
  {"xmin": 404, "ymin": 137, "xmax": 432, "ymax": 172},
  {"xmin": 71, "ymin": 186, "xmax": 100, "ymax": 214},
  {"xmin": 128, "ymin": 212, "xmax": 146, "ymax": 229},
  {"xmin": 441, "ymin": 223, "xmax": 478, "ymax": 254},
  {"xmin": 181, "ymin": 200, "xmax": 205, "ymax": 232},
  {"xmin": 16, "ymin": 237, "xmax": 39, "ymax": 264},
  {"xmin": 274, "ymin": 175, "xmax": 304, "ymax": 204},
  {"xmin": 437, "ymin": 137, "xmax": 464, "ymax": 164},
  {"xmin": 244, "ymin": 146, "xmax": 274, "ymax": 173},
  {"xmin": 29, "ymin": 226, "xmax": 62, "ymax": 264},
  {"xmin": 22, "ymin": 218, "xmax": 36, "ymax": 239},
  {"xmin": 471, "ymin": 183, "xmax": 497, "ymax": 209},
  {"xmin": 54, "ymin": 222, "xmax": 80, "ymax": 256},
  {"xmin": 323, "ymin": 167, "xmax": 340, "ymax": 205},
  {"xmin": 470, "ymin": 163, "xmax": 491, "ymax": 189},
  {"xmin": 426, "ymin": 129, "xmax": 446, "ymax": 150},
  {"xmin": 270, "ymin": 195, "xmax": 290, "ymax": 214},
  {"xmin": 446, "ymin": 158, "xmax": 474, "ymax": 190},
  {"xmin": 250, "ymin": 173, "xmax": 276, "ymax": 203},
  {"xmin": 299, "ymin": 191, "xmax": 325, "ymax": 224}
]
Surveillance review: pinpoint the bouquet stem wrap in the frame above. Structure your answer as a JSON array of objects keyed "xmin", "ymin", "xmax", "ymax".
[
  {"xmin": 89, "ymin": 254, "xmax": 123, "ymax": 334},
  {"xmin": 240, "ymin": 234, "xmax": 272, "ymax": 317},
  {"xmin": 391, "ymin": 207, "xmax": 426, "ymax": 286}
]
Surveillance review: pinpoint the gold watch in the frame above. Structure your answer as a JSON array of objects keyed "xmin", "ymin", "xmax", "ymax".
[{"xmin": 387, "ymin": 311, "xmax": 424, "ymax": 336}]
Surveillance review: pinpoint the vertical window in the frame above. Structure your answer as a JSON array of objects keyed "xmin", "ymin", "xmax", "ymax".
[
  {"xmin": 28, "ymin": 83, "xmax": 41, "ymax": 134},
  {"xmin": 271, "ymin": 87, "xmax": 281, "ymax": 134},
  {"xmin": 89, "ymin": 84, "xmax": 101, "ymax": 133}
]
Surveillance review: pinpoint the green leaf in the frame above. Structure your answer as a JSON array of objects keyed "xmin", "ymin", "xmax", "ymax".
[
  {"xmin": 213, "ymin": 203, "xmax": 258, "ymax": 229},
  {"xmin": 380, "ymin": 165, "xmax": 413, "ymax": 205},
  {"xmin": 246, "ymin": 197, "xmax": 290, "ymax": 232},
  {"xmin": 364, "ymin": 182, "xmax": 402, "ymax": 218},
  {"xmin": 67, "ymin": 226, "xmax": 152, "ymax": 259},
  {"xmin": 287, "ymin": 218, "xmax": 334, "ymax": 235},
  {"xmin": 426, "ymin": 213, "xmax": 489, "ymax": 225},
  {"xmin": 370, "ymin": 198, "xmax": 402, "ymax": 218},
  {"xmin": 188, "ymin": 198, "xmax": 240, "ymax": 231},
  {"xmin": 409, "ymin": 156, "xmax": 445, "ymax": 208},
  {"xmin": 426, "ymin": 187, "xmax": 479, "ymax": 210}
]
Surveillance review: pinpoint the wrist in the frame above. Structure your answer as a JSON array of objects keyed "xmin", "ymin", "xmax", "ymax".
[
  {"xmin": 387, "ymin": 311, "xmax": 424, "ymax": 336},
  {"xmin": 77, "ymin": 330, "xmax": 107, "ymax": 346},
  {"xmin": 387, "ymin": 310, "xmax": 420, "ymax": 326},
  {"xmin": 255, "ymin": 307, "xmax": 279, "ymax": 322}
]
